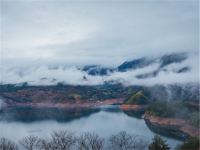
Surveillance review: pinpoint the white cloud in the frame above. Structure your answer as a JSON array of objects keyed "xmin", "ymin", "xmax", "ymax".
[{"xmin": 0, "ymin": 53, "xmax": 199, "ymax": 86}]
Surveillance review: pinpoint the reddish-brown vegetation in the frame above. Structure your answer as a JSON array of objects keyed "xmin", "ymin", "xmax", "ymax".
[{"xmin": 144, "ymin": 113, "xmax": 199, "ymax": 137}]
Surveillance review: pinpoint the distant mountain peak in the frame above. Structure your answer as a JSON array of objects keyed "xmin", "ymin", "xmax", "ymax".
[
  {"xmin": 117, "ymin": 57, "xmax": 154, "ymax": 72},
  {"xmin": 159, "ymin": 53, "xmax": 187, "ymax": 68}
]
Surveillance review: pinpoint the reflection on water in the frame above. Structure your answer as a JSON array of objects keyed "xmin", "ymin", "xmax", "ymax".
[
  {"xmin": 0, "ymin": 105, "xmax": 182, "ymax": 149},
  {"xmin": 0, "ymin": 106, "xmax": 100, "ymax": 122}
]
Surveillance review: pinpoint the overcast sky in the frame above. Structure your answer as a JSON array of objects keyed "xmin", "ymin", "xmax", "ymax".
[
  {"xmin": 1, "ymin": 0, "xmax": 199, "ymax": 68},
  {"xmin": 0, "ymin": 0, "xmax": 199, "ymax": 85}
]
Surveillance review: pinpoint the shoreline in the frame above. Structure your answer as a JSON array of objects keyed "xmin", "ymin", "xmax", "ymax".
[
  {"xmin": 3, "ymin": 98, "xmax": 125, "ymax": 109},
  {"xmin": 120, "ymin": 104, "xmax": 199, "ymax": 140},
  {"xmin": 144, "ymin": 112, "xmax": 199, "ymax": 138}
]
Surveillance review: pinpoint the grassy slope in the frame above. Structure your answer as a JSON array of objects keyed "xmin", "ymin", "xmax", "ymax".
[{"xmin": 125, "ymin": 91, "xmax": 148, "ymax": 105}]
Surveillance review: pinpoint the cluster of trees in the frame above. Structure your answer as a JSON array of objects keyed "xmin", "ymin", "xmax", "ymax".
[
  {"xmin": 1, "ymin": 130, "xmax": 199, "ymax": 150},
  {"xmin": 0, "ymin": 131, "xmax": 158, "ymax": 150}
]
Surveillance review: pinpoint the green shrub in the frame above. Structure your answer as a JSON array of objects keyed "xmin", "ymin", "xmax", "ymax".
[{"xmin": 149, "ymin": 135, "xmax": 170, "ymax": 150}]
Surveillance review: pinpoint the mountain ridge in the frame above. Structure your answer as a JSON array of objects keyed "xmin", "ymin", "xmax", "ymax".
[{"xmin": 81, "ymin": 52, "xmax": 189, "ymax": 77}]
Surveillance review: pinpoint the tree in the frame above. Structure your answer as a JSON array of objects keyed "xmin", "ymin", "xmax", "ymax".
[
  {"xmin": 0, "ymin": 138, "xmax": 18, "ymax": 150},
  {"xmin": 36, "ymin": 138, "xmax": 52, "ymax": 150},
  {"xmin": 109, "ymin": 131, "xmax": 147, "ymax": 150},
  {"xmin": 50, "ymin": 130, "xmax": 76, "ymax": 150},
  {"xmin": 77, "ymin": 132, "xmax": 104, "ymax": 150},
  {"xmin": 20, "ymin": 136, "xmax": 40, "ymax": 150},
  {"xmin": 149, "ymin": 135, "xmax": 170, "ymax": 150}
]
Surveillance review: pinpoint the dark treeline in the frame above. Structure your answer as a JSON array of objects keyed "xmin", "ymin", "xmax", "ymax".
[{"xmin": 0, "ymin": 131, "xmax": 199, "ymax": 150}]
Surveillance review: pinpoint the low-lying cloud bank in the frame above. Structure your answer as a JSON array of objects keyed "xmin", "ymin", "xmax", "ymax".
[{"xmin": 1, "ymin": 53, "xmax": 199, "ymax": 86}]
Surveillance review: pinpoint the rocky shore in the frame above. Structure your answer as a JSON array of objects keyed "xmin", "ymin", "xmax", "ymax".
[{"xmin": 144, "ymin": 113, "xmax": 199, "ymax": 138}]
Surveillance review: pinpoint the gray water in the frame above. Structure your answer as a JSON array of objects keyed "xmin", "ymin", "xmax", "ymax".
[{"xmin": 0, "ymin": 105, "xmax": 182, "ymax": 149}]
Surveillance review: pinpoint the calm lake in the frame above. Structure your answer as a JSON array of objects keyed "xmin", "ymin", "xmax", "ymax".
[{"xmin": 0, "ymin": 105, "xmax": 182, "ymax": 149}]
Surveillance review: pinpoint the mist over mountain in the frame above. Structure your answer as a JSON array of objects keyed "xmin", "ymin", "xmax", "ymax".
[
  {"xmin": 0, "ymin": 52, "xmax": 199, "ymax": 86},
  {"xmin": 0, "ymin": 1, "xmax": 199, "ymax": 104},
  {"xmin": 1, "ymin": 52, "xmax": 199, "ymax": 102}
]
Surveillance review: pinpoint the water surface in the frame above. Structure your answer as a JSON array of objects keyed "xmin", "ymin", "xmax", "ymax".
[{"xmin": 0, "ymin": 105, "xmax": 182, "ymax": 149}]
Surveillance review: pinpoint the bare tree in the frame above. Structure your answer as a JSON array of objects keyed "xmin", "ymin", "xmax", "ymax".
[
  {"xmin": 19, "ymin": 136, "xmax": 40, "ymax": 150},
  {"xmin": 109, "ymin": 131, "xmax": 147, "ymax": 150},
  {"xmin": 49, "ymin": 130, "xmax": 76, "ymax": 150},
  {"xmin": 1, "ymin": 131, "xmax": 148, "ymax": 150},
  {"xmin": 0, "ymin": 138, "xmax": 18, "ymax": 150},
  {"xmin": 77, "ymin": 132, "xmax": 104, "ymax": 150},
  {"xmin": 36, "ymin": 138, "xmax": 52, "ymax": 150}
]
